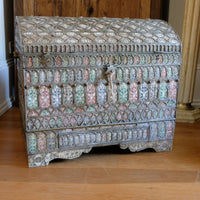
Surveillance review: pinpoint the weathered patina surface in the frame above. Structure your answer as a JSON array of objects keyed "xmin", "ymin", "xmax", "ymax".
[{"xmin": 15, "ymin": 16, "xmax": 181, "ymax": 167}]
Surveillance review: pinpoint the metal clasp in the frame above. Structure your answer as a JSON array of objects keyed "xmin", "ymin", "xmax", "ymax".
[{"xmin": 105, "ymin": 64, "xmax": 118, "ymax": 103}]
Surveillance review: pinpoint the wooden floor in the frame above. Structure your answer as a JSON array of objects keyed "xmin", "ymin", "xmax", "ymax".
[{"xmin": 0, "ymin": 108, "xmax": 200, "ymax": 200}]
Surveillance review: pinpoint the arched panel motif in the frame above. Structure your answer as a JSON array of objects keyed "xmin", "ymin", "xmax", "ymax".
[
  {"xmin": 150, "ymin": 123, "xmax": 158, "ymax": 139},
  {"xmin": 159, "ymin": 122, "xmax": 165, "ymax": 138},
  {"xmin": 28, "ymin": 133, "xmax": 36, "ymax": 153},
  {"xmin": 47, "ymin": 71, "xmax": 53, "ymax": 82},
  {"xmin": 27, "ymin": 57, "xmax": 33, "ymax": 67},
  {"xmin": 83, "ymin": 69, "xmax": 89, "ymax": 81},
  {"xmin": 129, "ymin": 82, "xmax": 138, "ymax": 102},
  {"xmin": 117, "ymin": 68, "xmax": 123, "ymax": 81},
  {"xmin": 149, "ymin": 67, "xmax": 154, "ymax": 79},
  {"xmin": 75, "ymin": 85, "xmax": 85, "ymax": 104},
  {"xmin": 169, "ymin": 80, "xmax": 177, "ymax": 99},
  {"xmin": 40, "ymin": 71, "xmax": 46, "ymax": 83},
  {"xmin": 51, "ymin": 86, "xmax": 61, "ymax": 107},
  {"xmin": 54, "ymin": 70, "xmax": 61, "ymax": 83},
  {"xmin": 87, "ymin": 84, "xmax": 96, "ymax": 105},
  {"xmin": 139, "ymin": 82, "xmax": 148, "ymax": 101},
  {"xmin": 62, "ymin": 56, "xmax": 69, "ymax": 67},
  {"xmin": 166, "ymin": 122, "xmax": 173, "ymax": 137},
  {"xmin": 39, "ymin": 86, "xmax": 50, "ymax": 108},
  {"xmin": 32, "ymin": 71, "xmax": 38, "ymax": 84},
  {"xmin": 47, "ymin": 132, "xmax": 56, "ymax": 150},
  {"xmin": 161, "ymin": 67, "xmax": 167, "ymax": 78},
  {"xmin": 173, "ymin": 67, "xmax": 179, "ymax": 78},
  {"xmin": 84, "ymin": 56, "xmax": 90, "ymax": 66},
  {"xmin": 149, "ymin": 81, "xmax": 158, "ymax": 100},
  {"xmin": 119, "ymin": 83, "xmax": 128, "ymax": 103},
  {"xmin": 97, "ymin": 82, "xmax": 106, "ymax": 104},
  {"xmin": 134, "ymin": 55, "xmax": 140, "ymax": 64},
  {"xmin": 76, "ymin": 70, "xmax": 82, "ymax": 81},
  {"xmin": 137, "ymin": 68, "xmax": 142, "ymax": 79},
  {"xmin": 143, "ymin": 68, "xmax": 148, "ymax": 79},
  {"xmin": 38, "ymin": 133, "xmax": 46, "ymax": 152},
  {"xmin": 61, "ymin": 71, "xmax": 68, "ymax": 82},
  {"xmin": 34, "ymin": 57, "xmax": 40, "ymax": 67},
  {"xmin": 63, "ymin": 85, "xmax": 73, "ymax": 104},
  {"xmin": 155, "ymin": 67, "xmax": 160, "ymax": 78},
  {"xmin": 56, "ymin": 56, "xmax": 62, "ymax": 66},
  {"xmin": 159, "ymin": 81, "xmax": 167, "ymax": 100},
  {"xmin": 25, "ymin": 71, "xmax": 31, "ymax": 85},
  {"xmin": 27, "ymin": 86, "xmax": 38, "ymax": 109},
  {"xmin": 69, "ymin": 70, "xmax": 74, "ymax": 82},
  {"xmin": 124, "ymin": 68, "xmax": 129, "ymax": 80},
  {"xmin": 130, "ymin": 68, "xmax": 136, "ymax": 80},
  {"xmin": 167, "ymin": 67, "xmax": 172, "ymax": 78},
  {"xmin": 97, "ymin": 56, "xmax": 102, "ymax": 66},
  {"xmin": 112, "ymin": 84, "xmax": 117, "ymax": 103},
  {"xmin": 90, "ymin": 70, "xmax": 96, "ymax": 82}
]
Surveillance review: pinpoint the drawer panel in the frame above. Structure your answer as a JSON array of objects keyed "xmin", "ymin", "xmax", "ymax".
[{"xmin": 26, "ymin": 120, "xmax": 175, "ymax": 155}]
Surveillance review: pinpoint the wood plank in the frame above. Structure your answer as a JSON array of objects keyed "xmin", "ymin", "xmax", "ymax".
[
  {"xmin": 97, "ymin": 0, "xmax": 140, "ymax": 18},
  {"xmin": 150, "ymin": 0, "xmax": 169, "ymax": 20},
  {"xmin": 35, "ymin": 0, "xmax": 57, "ymax": 16},
  {"xmin": 23, "ymin": 0, "xmax": 35, "ymax": 16},
  {"xmin": 55, "ymin": 0, "xmax": 77, "ymax": 17},
  {"xmin": 13, "ymin": 0, "xmax": 24, "ymax": 16},
  {"xmin": 140, "ymin": 0, "xmax": 151, "ymax": 18},
  {"xmin": 24, "ymin": 0, "xmax": 152, "ymax": 18},
  {"xmin": 150, "ymin": 0, "xmax": 162, "ymax": 19},
  {"xmin": 75, "ymin": 0, "xmax": 99, "ymax": 17}
]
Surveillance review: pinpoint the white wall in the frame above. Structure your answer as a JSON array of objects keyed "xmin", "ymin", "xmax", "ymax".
[
  {"xmin": 0, "ymin": 0, "xmax": 14, "ymax": 116},
  {"xmin": 168, "ymin": 0, "xmax": 185, "ymax": 39},
  {"xmin": 168, "ymin": 0, "xmax": 200, "ymax": 108},
  {"xmin": 192, "ymin": 52, "xmax": 200, "ymax": 107}
]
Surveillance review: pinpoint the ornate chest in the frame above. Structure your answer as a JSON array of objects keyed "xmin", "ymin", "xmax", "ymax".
[{"xmin": 15, "ymin": 16, "xmax": 181, "ymax": 167}]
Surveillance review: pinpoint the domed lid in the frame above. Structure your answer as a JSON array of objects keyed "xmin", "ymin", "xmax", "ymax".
[{"xmin": 15, "ymin": 16, "xmax": 181, "ymax": 54}]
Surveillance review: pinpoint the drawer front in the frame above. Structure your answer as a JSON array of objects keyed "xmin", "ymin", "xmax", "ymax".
[
  {"xmin": 26, "ymin": 120, "xmax": 175, "ymax": 155},
  {"xmin": 23, "ymin": 53, "xmax": 180, "ymax": 132}
]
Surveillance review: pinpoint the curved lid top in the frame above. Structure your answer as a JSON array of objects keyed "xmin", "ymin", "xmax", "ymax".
[{"xmin": 15, "ymin": 16, "xmax": 181, "ymax": 54}]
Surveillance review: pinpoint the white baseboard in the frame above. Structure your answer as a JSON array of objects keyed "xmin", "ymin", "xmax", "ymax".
[
  {"xmin": 192, "ymin": 100, "xmax": 200, "ymax": 108},
  {"xmin": 0, "ymin": 58, "xmax": 14, "ymax": 116},
  {"xmin": 0, "ymin": 97, "xmax": 13, "ymax": 116},
  {"xmin": 0, "ymin": 58, "xmax": 13, "ymax": 67}
]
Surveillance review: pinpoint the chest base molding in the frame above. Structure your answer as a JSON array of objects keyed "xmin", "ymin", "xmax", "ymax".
[{"xmin": 28, "ymin": 140, "xmax": 173, "ymax": 167}]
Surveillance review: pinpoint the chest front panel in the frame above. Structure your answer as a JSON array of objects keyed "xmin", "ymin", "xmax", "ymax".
[{"xmin": 23, "ymin": 52, "xmax": 180, "ymax": 132}]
